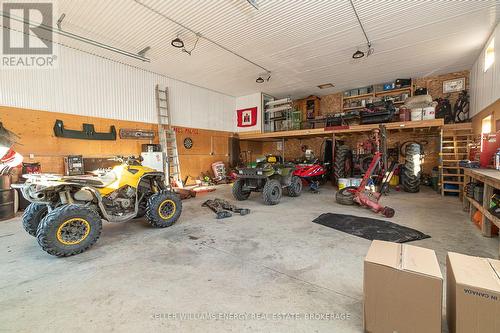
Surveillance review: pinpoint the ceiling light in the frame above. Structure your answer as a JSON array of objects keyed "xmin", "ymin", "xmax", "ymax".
[
  {"xmin": 171, "ymin": 37, "xmax": 184, "ymax": 48},
  {"xmin": 256, "ymin": 72, "xmax": 271, "ymax": 83},
  {"xmin": 352, "ymin": 50, "xmax": 364, "ymax": 59},
  {"xmin": 318, "ymin": 83, "xmax": 335, "ymax": 89}
]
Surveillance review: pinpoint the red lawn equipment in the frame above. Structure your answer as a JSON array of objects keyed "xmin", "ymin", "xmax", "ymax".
[
  {"xmin": 335, "ymin": 125, "xmax": 397, "ymax": 218},
  {"xmin": 336, "ymin": 152, "xmax": 396, "ymax": 217}
]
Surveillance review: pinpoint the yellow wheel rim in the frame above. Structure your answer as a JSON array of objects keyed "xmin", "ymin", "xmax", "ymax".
[
  {"xmin": 158, "ymin": 199, "xmax": 176, "ymax": 220},
  {"xmin": 56, "ymin": 218, "xmax": 91, "ymax": 245}
]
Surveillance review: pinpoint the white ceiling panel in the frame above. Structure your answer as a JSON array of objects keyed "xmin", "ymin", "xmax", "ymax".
[{"xmin": 5, "ymin": 0, "xmax": 499, "ymax": 98}]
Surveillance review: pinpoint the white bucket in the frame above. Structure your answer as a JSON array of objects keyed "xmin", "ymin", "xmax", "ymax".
[
  {"xmin": 338, "ymin": 178, "xmax": 350, "ymax": 189},
  {"xmin": 423, "ymin": 106, "xmax": 435, "ymax": 120},
  {"xmin": 350, "ymin": 178, "xmax": 362, "ymax": 188},
  {"xmin": 411, "ymin": 108, "xmax": 423, "ymax": 121}
]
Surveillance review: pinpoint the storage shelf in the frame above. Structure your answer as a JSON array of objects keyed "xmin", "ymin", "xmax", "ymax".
[
  {"xmin": 239, "ymin": 119, "xmax": 443, "ymax": 141},
  {"xmin": 343, "ymin": 106, "xmax": 366, "ymax": 111},
  {"xmin": 374, "ymin": 87, "xmax": 411, "ymax": 96},
  {"xmin": 465, "ymin": 196, "xmax": 500, "ymax": 229},
  {"xmin": 343, "ymin": 93, "xmax": 373, "ymax": 100}
]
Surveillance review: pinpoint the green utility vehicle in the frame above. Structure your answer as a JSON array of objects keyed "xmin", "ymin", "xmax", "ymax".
[{"xmin": 232, "ymin": 155, "xmax": 302, "ymax": 205}]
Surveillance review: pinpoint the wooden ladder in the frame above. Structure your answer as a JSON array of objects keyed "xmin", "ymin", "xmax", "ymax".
[
  {"xmin": 439, "ymin": 123, "xmax": 473, "ymax": 197},
  {"xmin": 155, "ymin": 85, "xmax": 181, "ymax": 187}
]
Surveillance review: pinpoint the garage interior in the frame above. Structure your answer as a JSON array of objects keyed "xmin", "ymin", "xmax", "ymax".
[{"xmin": 1, "ymin": 1, "xmax": 500, "ymax": 332}]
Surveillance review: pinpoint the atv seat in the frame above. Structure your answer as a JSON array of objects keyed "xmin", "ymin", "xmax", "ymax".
[{"xmin": 62, "ymin": 172, "xmax": 117, "ymax": 188}]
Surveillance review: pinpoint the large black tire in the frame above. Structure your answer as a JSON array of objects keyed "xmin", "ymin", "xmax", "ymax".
[
  {"xmin": 262, "ymin": 179, "xmax": 282, "ymax": 205},
  {"xmin": 335, "ymin": 186, "xmax": 357, "ymax": 205},
  {"xmin": 402, "ymin": 143, "xmax": 421, "ymax": 193},
  {"xmin": 146, "ymin": 191, "xmax": 183, "ymax": 228},
  {"xmin": 334, "ymin": 145, "xmax": 352, "ymax": 180},
  {"xmin": 36, "ymin": 204, "xmax": 102, "ymax": 257},
  {"xmin": 22, "ymin": 203, "xmax": 48, "ymax": 236},
  {"xmin": 232, "ymin": 179, "xmax": 251, "ymax": 201},
  {"xmin": 287, "ymin": 176, "xmax": 302, "ymax": 197}
]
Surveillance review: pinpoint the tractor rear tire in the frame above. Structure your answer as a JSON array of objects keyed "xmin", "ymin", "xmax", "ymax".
[
  {"xmin": 402, "ymin": 143, "xmax": 421, "ymax": 193},
  {"xmin": 232, "ymin": 179, "xmax": 251, "ymax": 201},
  {"xmin": 36, "ymin": 204, "xmax": 102, "ymax": 257},
  {"xmin": 146, "ymin": 191, "xmax": 183, "ymax": 228},
  {"xmin": 335, "ymin": 186, "xmax": 357, "ymax": 205},
  {"xmin": 334, "ymin": 145, "xmax": 352, "ymax": 180},
  {"xmin": 262, "ymin": 179, "xmax": 282, "ymax": 205},
  {"xmin": 22, "ymin": 203, "xmax": 48, "ymax": 236},
  {"xmin": 287, "ymin": 176, "xmax": 302, "ymax": 197}
]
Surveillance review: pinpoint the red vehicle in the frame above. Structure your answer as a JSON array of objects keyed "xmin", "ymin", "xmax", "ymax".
[
  {"xmin": 294, "ymin": 162, "xmax": 329, "ymax": 184},
  {"xmin": 293, "ymin": 140, "xmax": 333, "ymax": 190}
]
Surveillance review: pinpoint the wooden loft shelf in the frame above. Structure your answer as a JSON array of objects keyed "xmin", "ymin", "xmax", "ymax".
[
  {"xmin": 374, "ymin": 87, "xmax": 411, "ymax": 96},
  {"xmin": 238, "ymin": 119, "xmax": 444, "ymax": 141},
  {"xmin": 343, "ymin": 93, "xmax": 373, "ymax": 100},
  {"xmin": 343, "ymin": 106, "xmax": 365, "ymax": 111}
]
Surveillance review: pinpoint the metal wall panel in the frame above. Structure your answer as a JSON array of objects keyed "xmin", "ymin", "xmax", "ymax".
[
  {"xmin": 0, "ymin": 40, "xmax": 236, "ymax": 131},
  {"xmin": 470, "ymin": 23, "xmax": 500, "ymax": 116},
  {"xmin": 38, "ymin": 0, "xmax": 499, "ymax": 98}
]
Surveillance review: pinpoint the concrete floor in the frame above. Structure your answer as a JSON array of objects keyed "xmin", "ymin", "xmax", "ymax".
[{"xmin": 0, "ymin": 185, "xmax": 498, "ymax": 332}]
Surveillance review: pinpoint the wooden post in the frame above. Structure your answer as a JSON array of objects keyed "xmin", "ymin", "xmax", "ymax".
[
  {"xmin": 463, "ymin": 174, "xmax": 470, "ymax": 212},
  {"xmin": 481, "ymin": 183, "xmax": 493, "ymax": 237}
]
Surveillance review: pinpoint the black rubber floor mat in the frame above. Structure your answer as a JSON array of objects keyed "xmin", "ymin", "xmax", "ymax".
[{"xmin": 312, "ymin": 213, "xmax": 430, "ymax": 243}]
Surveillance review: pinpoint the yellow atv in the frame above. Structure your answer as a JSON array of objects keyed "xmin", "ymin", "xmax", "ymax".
[{"xmin": 16, "ymin": 156, "xmax": 182, "ymax": 257}]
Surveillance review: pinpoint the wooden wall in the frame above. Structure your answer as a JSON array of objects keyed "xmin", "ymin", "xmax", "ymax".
[
  {"xmin": 471, "ymin": 99, "xmax": 500, "ymax": 135},
  {"xmin": 0, "ymin": 106, "xmax": 235, "ymax": 183}
]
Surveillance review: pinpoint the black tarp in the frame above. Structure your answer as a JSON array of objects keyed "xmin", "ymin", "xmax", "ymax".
[{"xmin": 312, "ymin": 213, "xmax": 430, "ymax": 243}]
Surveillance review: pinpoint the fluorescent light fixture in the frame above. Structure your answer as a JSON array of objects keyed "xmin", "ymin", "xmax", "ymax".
[{"xmin": 317, "ymin": 83, "xmax": 335, "ymax": 89}]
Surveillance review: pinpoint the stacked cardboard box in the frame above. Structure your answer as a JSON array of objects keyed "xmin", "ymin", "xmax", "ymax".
[
  {"xmin": 363, "ymin": 241, "xmax": 500, "ymax": 333},
  {"xmin": 364, "ymin": 240, "xmax": 443, "ymax": 333},
  {"xmin": 447, "ymin": 252, "xmax": 500, "ymax": 333}
]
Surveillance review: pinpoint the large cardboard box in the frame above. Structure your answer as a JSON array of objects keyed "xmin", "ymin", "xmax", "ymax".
[
  {"xmin": 447, "ymin": 252, "xmax": 500, "ymax": 333},
  {"xmin": 364, "ymin": 240, "xmax": 443, "ymax": 333}
]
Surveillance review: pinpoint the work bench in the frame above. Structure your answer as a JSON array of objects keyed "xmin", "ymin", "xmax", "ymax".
[{"xmin": 462, "ymin": 168, "xmax": 500, "ymax": 255}]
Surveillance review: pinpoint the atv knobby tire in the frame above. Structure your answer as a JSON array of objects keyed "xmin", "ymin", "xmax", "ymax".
[
  {"xmin": 402, "ymin": 143, "xmax": 421, "ymax": 193},
  {"xmin": 22, "ymin": 203, "xmax": 48, "ymax": 236},
  {"xmin": 336, "ymin": 186, "xmax": 357, "ymax": 205},
  {"xmin": 146, "ymin": 191, "xmax": 183, "ymax": 228},
  {"xmin": 232, "ymin": 179, "xmax": 251, "ymax": 201},
  {"xmin": 287, "ymin": 176, "xmax": 302, "ymax": 197},
  {"xmin": 334, "ymin": 145, "xmax": 352, "ymax": 180},
  {"xmin": 262, "ymin": 179, "xmax": 282, "ymax": 205},
  {"xmin": 36, "ymin": 204, "xmax": 102, "ymax": 257}
]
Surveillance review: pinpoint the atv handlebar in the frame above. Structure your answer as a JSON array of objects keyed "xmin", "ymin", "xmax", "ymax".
[{"xmin": 108, "ymin": 155, "xmax": 143, "ymax": 165}]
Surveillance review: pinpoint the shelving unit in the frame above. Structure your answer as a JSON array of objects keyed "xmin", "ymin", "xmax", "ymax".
[
  {"xmin": 264, "ymin": 98, "xmax": 293, "ymax": 133},
  {"xmin": 462, "ymin": 168, "xmax": 500, "ymax": 256},
  {"xmin": 341, "ymin": 82, "xmax": 412, "ymax": 111},
  {"xmin": 439, "ymin": 123, "xmax": 473, "ymax": 197}
]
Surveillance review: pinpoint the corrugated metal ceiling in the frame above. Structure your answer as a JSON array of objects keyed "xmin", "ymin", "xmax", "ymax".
[{"xmin": 12, "ymin": 0, "xmax": 500, "ymax": 98}]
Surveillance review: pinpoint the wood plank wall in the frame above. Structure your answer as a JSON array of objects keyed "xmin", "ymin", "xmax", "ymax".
[{"xmin": 0, "ymin": 106, "xmax": 235, "ymax": 183}]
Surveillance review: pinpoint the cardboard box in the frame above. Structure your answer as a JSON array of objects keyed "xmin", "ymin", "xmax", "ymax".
[
  {"xmin": 364, "ymin": 240, "xmax": 443, "ymax": 333},
  {"xmin": 446, "ymin": 252, "xmax": 500, "ymax": 333}
]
